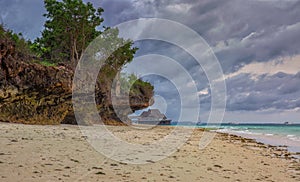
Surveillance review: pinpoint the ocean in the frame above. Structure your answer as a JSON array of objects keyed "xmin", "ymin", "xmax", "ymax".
[{"xmin": 173, "ymin": 123, "xmax": 300, "ymax": 153}]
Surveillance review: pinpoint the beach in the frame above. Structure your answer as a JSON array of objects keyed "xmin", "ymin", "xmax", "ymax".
[{"xmin": 0, "ymin": 122, "xmax": 299, "ymax": 182}]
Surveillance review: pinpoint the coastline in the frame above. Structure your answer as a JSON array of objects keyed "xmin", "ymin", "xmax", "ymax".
[
  {"xmin": 216, "ymin": 129, "xmax": 300, "ymax": 155},
  {"xmin": 0, "ymin": 122, "xmax": 299, "ymax": 181},
  {"xmin": 205, "ymin": 124, "xmax": 300, "ymax": 154}
]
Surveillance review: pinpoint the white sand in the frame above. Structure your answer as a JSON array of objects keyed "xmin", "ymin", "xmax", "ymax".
[{"xmin": 0, "ymin": 122, "xmax": 299, "ymax": 182}]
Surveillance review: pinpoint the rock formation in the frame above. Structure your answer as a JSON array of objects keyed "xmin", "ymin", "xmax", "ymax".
[{"xmin": 0, "ymin": 36, "xmax": 153, "ymax": 125}]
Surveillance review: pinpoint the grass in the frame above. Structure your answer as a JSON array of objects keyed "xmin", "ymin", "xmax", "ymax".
[
  {"xmin": 32, "ymin": 59, "xmax": 57, "ymax": 67},
  {"xmin": 39, "ymin": 60, "xmax": 57, "ymax": 67}
]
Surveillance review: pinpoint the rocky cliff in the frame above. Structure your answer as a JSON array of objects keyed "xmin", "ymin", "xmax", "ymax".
[{"xmin": 0, "ymin": 36, "xmax": 153, "ymax": 125}]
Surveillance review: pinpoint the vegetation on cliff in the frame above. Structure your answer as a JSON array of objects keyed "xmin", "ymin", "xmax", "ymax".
[
  {"xmin": 0, "ymin": 24, "xmax": 73, "ymax": 124},
  {"xmin": 0, "ymin": 25, "xmax": 33, "ymax": 61},
  {"xmin": 0, "ymin": 0, "xmax": 154, "ymax": 125},
  {"xmin": 34, "ymin": 0, "xmax": 104, "ymax": 65}
]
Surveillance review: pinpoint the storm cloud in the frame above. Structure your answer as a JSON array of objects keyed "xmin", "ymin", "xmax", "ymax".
[
  {"xmin": 99, "ymin": 0, "xmax": 300, "ymax": 72},
  {"xmin": 226, "ymin": 72, "xmax": 300, "ymax": 111},
  {"xmin": 0, "ymin": 0, "xmax": 45, "ymax": 39}
]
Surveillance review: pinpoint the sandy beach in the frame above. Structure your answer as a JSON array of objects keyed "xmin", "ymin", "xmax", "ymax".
[{"xmin": 0, "ymin": 122, "xmax": 299, "ymax": 182}]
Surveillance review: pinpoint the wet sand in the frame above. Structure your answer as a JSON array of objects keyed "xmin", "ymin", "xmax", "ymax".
[{"xmin": 0, "ymin": 122, "xmax": 299, "ymax": 181}]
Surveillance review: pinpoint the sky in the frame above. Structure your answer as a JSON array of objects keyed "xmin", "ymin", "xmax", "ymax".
[{"xmin": 1, "ymin": 0, "xmax": 300, "ymax": 123}]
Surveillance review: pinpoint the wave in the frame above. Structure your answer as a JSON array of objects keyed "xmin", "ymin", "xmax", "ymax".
[{"xmin": 215, "ymin": 126, "xmax": 300, "ymax": 153}]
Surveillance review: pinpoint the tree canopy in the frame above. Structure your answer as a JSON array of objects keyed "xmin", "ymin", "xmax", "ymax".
[
  {"xmin": 37, "ymin": 0, "xmax": 104, "ymax": 65},
  {"xmin": 35, "ymin": 0, "xmax": 149, "ymax": 97}
]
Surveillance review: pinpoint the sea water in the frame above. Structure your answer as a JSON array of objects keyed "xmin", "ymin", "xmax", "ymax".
[{"xmin": 173, "ymin": 123, "xmax": 300, "ymax": 153}]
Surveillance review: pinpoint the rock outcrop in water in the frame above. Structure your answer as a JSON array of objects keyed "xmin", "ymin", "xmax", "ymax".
[{"xmin": 0, "ymin": 34, "xmax": 153, "ymax": 125}]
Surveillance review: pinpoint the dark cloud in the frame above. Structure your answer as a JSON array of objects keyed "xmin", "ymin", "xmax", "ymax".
[
  {"xmin": 226, "ymin": 72, "xmax": 300, "ymax": 111},
  {"xmin": 100, "ymin": 0, "xmax": 300, "ymax": 116},
  {"xmin": 98, "ymin": 0, "xmax": 300, "ymax": 73},
  {"xmin": 0, "ymin": 0, "xmax": 45, "ymax": 40},
  {"xmin": 99, "ymin": 0, "xmax": 138, "ymax": 26},
  {"xmin": 2, "ymin": 0, "xmax": 300, "ymax": 68},
  {"xmin": 141, "ymin": 75, "xmax": 181, "ymax": 121}
]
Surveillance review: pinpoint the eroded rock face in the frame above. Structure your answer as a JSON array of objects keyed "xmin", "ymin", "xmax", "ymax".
[
  {"xmin": 0, "ymin": 40, "xmax": 153, "ymax": 125},
  {"xmin": 0, "ymin": 55, "xmax": 73, "ymax": 124}
]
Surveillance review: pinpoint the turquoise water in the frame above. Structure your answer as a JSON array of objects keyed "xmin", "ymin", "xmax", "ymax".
[
  {"xmin": 173, "ymin": 123, "xmax": 300, "ymax": 153},
  {"xmin": 201, "ymin": 124, "xmax": 300, "ymax": 137}
]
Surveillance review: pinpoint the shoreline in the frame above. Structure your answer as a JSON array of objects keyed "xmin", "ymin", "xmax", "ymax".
[
  {"xmin": 216, "ymin": 130, "xmax": 300, "ymax": 155},
  {"xmin": 1, "ymin": 122, "xmax": 299, "ymax": 181},
  {"xmin": 170, "ymin": 123, "xmax": 300, "ymax": 154},
  {"xmin": 215, "ymin": 131, "xmax": 300, "ymax": 160}
]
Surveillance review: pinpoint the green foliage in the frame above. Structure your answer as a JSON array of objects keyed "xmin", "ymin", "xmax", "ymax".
[
  {"xmin": 131, "ymin": 78, "xmax": 154, "ymax": 96},
  {"xmin": 39, "ymin": 61, "xmax": 56, "ymax": 67},
  {"xmin": 32, "ymin": 59, "xmax": 57, "ymax": 67},
  {"xmin": 0, "ymin": 24, "xmax": 33, "ymax": 58},
  {"xmin": 89, "ymin": 28, "xmax": 139, "ymax": 92},
  {"xmin": 0, "ymin": 2, "xmax": 154, "ymax": 100},
  {"xmin": 29, "ymin": 39, "xmax": 50, "ymax": 58},
  {"xmin": 120, "ymin": 73, "xmax": 154, "ymax": 96},
  {"xmin": 119, "ymin": 73, "xmax": 137, "ymax": 94},
  {"xmin": 37, "ymin": 0, "xmax": 104, "ymax": 64},
  {"xmin": 0, "ymin": 24, "xmax": 4, "ymax": 36}
]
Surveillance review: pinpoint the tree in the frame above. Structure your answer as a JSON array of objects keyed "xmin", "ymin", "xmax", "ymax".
[
  {"xmin": 37, "ymin": 0, "xmax": 148, "ymax": 98},
  {"xmin": 39, "ymin": 0, "xmax": 104, "ymax": 65},
  {"xmin": 94, "ymin": 28, "xmax": 138, "ymax": 96}
]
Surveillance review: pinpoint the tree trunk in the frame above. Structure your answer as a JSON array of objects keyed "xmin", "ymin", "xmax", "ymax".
[
  {"xmin": 115, "ymin": 71, "xmax": 121, "ymax": 97},
  {"xmin": 74, "ymin": 38, "xmax": 79, "ymax": 66},
  {"xmin": 70, "ymin": 36, "xmax": 75, "ymax": 67}
]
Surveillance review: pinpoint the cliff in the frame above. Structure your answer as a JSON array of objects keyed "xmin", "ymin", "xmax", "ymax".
[{"xmin": 0, "ymin": 34, "xmax": 153, "ymax": 125}]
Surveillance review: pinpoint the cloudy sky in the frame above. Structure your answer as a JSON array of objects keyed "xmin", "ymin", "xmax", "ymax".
[{"xmin": 1, "ymin": 0, "xmax": 300, "ymax": 123}]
